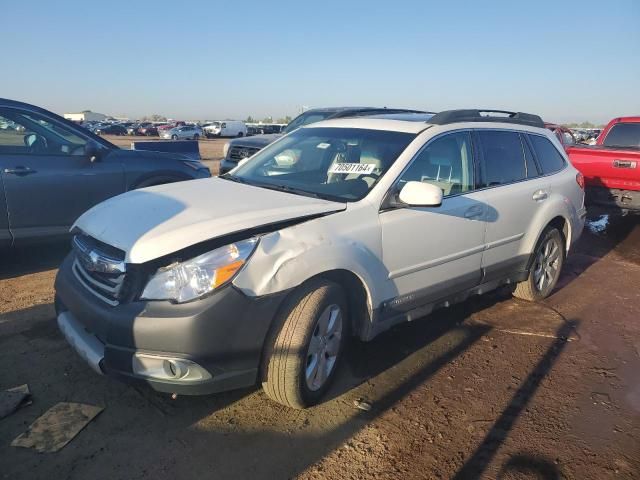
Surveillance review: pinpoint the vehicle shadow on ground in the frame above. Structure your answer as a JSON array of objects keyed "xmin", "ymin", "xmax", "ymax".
[
  {"xmin": 0, "ymin": 241, "xmax": 70, "ymax": 279},
  {"xmin": 553, "ymin": 213, "xmax": 639, "ymax": 293},
  {"xmin": 452, "ymin": 319, "xmax": 578, "ymax": 479}
]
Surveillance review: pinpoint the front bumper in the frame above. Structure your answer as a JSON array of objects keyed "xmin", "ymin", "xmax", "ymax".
[{"xmin": 55, "ymin": 253, "xmax": 287, "ymax": 395}]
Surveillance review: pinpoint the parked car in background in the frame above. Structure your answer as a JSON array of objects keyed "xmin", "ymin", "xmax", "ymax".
[
  {"xmin": 220, "ymin": 107, "xmax": 428, "ymax": 174},
  {"xmin": 161, "ymin": 124, "xmax": 203, "ymax": 140},
  {"xmin": 158, "ymin": 121, "xmax": 186, "ymax": 135},
  {"xmin": 566, "ymin": 116, "xmax": 640, "ymax": 213},
  {"xmin": 138, "ymin": 124, "xmax": 159, "ymax": 136},
  {"xmin": 54, "ymin": 109, "xmax": 585, "ymax": 409},
  {"xmin": 0, "ymin": 98, "xmax": 211, "ymax": 247},
  {"xmin": 545, "ymin": 123, "xmax": 576, "ymax": 150},
  {"xmin": 95, "ymin": 124, "xmax": 127, "ymax": 136},
  {"xmin": 203, "ymin": 120, "xmax": 247, "ymax": 138}
]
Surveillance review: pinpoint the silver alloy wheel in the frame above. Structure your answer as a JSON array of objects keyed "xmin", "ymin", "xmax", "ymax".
[
  {"xmin": 305, "ymin": 304, "xmax": 343, "ymax": 391},
  {"xmin": 533, "ymin": 237, "xmax": 561, "ymax": 292}
]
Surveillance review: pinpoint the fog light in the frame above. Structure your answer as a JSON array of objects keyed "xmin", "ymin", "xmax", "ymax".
[{"xmin": 132, "ymin": 354, "xmax": 212, "ymax": 382}]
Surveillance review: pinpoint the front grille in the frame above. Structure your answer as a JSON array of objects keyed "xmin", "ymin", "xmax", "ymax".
[
  {"xmin": 228, "ymin": 145, "xmax": 260, "ymax": 162},
  {"xmin": 72, "ymin": 235, "xmax": 126, "ymax": 306}
]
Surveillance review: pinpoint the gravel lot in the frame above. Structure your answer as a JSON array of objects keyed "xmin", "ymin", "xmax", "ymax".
[{"xmin": 1, "ymin": 207, "xmax": 639, "ymax": 478}]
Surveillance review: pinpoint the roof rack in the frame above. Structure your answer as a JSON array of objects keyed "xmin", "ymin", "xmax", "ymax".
[{"xmin": 428, "ymin": 109, "xmax": 544, "ymax": 128}]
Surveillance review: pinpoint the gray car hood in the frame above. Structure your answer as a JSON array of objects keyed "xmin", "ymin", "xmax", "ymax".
[{"xmin": 73, "ymin": 177, "xmax": 345, "ymax": 264}]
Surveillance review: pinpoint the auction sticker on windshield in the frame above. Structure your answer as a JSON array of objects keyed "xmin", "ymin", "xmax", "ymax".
[{"xmin": 328, "ymin": 163, "xmax": 376, "ymax": 175}]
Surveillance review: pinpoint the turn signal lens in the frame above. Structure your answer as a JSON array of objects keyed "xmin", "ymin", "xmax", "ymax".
[{"xmin": 212, "ymin": 260, "xmax": 245, "ymax": 288}]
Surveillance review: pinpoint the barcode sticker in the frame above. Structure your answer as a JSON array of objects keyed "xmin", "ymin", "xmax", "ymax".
[{"xmin": 328, "ymin": 163, "xmax": 376, "ymax": 175}]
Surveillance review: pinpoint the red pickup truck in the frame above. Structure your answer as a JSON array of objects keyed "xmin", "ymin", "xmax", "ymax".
[{"xmin": 566, "ymin": 116, "xmax": 640, "ymax": 212}]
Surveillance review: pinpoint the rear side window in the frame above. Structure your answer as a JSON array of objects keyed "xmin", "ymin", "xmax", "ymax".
[
  {"xmin": 602, "ymin": 123, "xmax": 640, "ymax": 148},
  {"xmin": 477, "ymin": 130, "xmax": 526, "ymax": 187},
  {"xmin": 529, "ymin": 135, "xmax": 566, "ymax": 174}
]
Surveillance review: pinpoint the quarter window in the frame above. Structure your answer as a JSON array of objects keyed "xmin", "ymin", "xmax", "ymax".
[
  {"xmin": 399, "ymin": 131, "xmax": 474, "ymax": 196},
  {"xmin": 529, "ymin": 135, "xmax": 566, "ymax": 174},
  {"xmin": 477, "ymin": 130, "xmax": 526, "ymax": 187}
]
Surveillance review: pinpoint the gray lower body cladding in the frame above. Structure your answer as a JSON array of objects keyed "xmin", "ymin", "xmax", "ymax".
[{"xmin": 54, "ymin": 253, "xmax": 288, "ymax": 395}]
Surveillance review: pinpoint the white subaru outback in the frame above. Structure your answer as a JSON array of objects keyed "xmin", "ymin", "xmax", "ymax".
[{"xmin": 55, "ymin": 109, "xmax": 586, "ymax": 409}]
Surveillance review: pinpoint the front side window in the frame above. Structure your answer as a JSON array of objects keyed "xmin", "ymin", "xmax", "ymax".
[
  {"xmin": 0, "ymin": 108, "xmax": 89, "ymax": 156},
  {"xmin": 602, "ymin": 123, "xmax": 640, "ymax": 148},
  {"xmin": 529, "ymin": 134, "xmax": 566, "ymax": 175},
  {"xmin": 477, "ymin": 130, "xmax": 526, "ymax": 187},
  {"xmin": 398, "ymin": 131, "xmax": 474, "ymax": 196},
  {"xmin": 229, "ymin": 127, "xmax": 416, "ymax": 201}
]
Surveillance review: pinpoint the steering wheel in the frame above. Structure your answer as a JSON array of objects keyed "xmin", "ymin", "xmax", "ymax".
[{"xmin": 23, "ymin": 133, "xmax": 48, "ymax": 154}]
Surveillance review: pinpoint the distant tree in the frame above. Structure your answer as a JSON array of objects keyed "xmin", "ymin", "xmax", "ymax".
[
  {"xmin": 245, "ymin": 116, "xmax": 255, "ymax": 123},
  {"xmin": 140, "ymin": 114, "xmax": 167, "ymax": 122},
  {"xmin": 276, "ymin": 116, "xmax": 292, "ymax": 124},
  {"xmin": 262, "ymin": 116, "xmax": 273, "ymax": 123}
]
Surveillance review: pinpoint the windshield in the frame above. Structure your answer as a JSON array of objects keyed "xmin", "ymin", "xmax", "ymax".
[
  {"xmin": 226, "ymin": 127, "xmax": 416, "ymax": 202},
  {"xmin": 282, "ymin": 111, "xmax": 335, "ymax": 134}
]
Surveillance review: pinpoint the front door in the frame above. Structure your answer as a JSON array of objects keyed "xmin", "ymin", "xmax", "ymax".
[
  {"xmin": 380, "ymin": 131, "xmax": 486, "ymax": 314},
  {"xmin": 0, "ymin": 107, "xmax": 125, "ymax": 242}
]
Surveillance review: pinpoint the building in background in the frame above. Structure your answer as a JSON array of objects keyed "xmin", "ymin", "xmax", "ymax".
[{"xmin": 63, "ymin": 110, "xmax": 107, "ymax": 123}]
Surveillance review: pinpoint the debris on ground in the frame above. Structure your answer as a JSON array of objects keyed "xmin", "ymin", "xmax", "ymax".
[
  {"xmin": 0, "ymin": 384, "xmax": 31, "ymax": 420},
  {"xmin": 11, "ymin": 402, "xmax": 103, "ymax": 453},
  {"xmin": 353, "ymin": 398, "xmax": 372, "ymax": 412}
]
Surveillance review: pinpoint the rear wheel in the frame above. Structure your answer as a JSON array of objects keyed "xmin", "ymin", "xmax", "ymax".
[
  {"xmin": 513, "ymin": 226, "xmax": 565, "ymax": 301},
  {"xmin": 193, "ymin": 133, "xmax": 199, "ymax": 140},
  {"xmin": 261, "ymin": 279, "xmax": 347, "ymax": 409},
  {"xmin": 238, "ymin": 132, "xmax": 244, "ymax": 137},
  {"xmin": 171, "ymin": 134, "xmax": 178, "ymax": 140}
]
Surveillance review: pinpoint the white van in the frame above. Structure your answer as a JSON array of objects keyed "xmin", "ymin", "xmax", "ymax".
[{"xmin": 204, "ymin": 121, "xmax": 247, "ymax": 138}]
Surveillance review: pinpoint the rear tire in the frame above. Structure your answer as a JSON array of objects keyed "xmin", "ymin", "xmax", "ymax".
[
  {"xmin": 171, "ymin": 134, "xmax": 178, "ymax": 140},
  {"xmin": 193, "ymin": 134, "xmax": 199, "ymax": 140},
  {"xmin": 261, "ymin": 279, "xmax": 348, "ymax": 409},
  {"xmin": 513, "ymin": 226, "xmax": 565, "ymax": 301}
]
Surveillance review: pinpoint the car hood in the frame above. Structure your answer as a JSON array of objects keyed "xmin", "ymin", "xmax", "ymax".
[
  {"xmin": 73, "ymin": 177, "xmax": 345, "ymax": 264},
  {"xmin": 228, "ymin": 133, "xmax": 283, "ymax": 149}
]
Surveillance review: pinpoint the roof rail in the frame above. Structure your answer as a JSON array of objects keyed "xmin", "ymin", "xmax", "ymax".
[{"xmin": 428, "ymin": 109, "xmax": 544, "ymax": 128}]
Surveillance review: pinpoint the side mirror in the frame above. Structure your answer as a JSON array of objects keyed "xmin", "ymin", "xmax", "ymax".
[
  {"xmin": 397, "ymin": 181, "xmax": 443, "ymax": 207},
  {"xmin": 85, "ymin": 143, "xmax": 101, "ymax": 163}
]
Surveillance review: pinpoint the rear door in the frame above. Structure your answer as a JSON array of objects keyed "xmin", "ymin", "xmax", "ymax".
[
  {"xmin": 472, "ymin": 129, "xmax": 548, "ymax": 281},
  {"xmin": 0, "ymin": 107, "xmax": 125, "ymax": 242}
]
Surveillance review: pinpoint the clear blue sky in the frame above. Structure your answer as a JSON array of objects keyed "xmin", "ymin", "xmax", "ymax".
[{"xmin": 3, "ymin": 0, "xmax": 638, "ymax": 123}]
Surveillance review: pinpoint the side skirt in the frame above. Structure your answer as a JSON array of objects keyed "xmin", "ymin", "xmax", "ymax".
[{"xmin": 362, "ymin": 270, "xmax": 529, "ymax": 341}]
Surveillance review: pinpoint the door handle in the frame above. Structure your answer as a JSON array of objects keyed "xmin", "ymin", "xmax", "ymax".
[
  {"xmin": 3, "ymin": 166, "xmax": 37, "ymax": 176},
  {"xmin": 464, "ymin": 206, "xmax": 484, "ymax": 219},
  {"xmin": 532, "ymin": 190, "xmax": 548, "ymax": 202}
]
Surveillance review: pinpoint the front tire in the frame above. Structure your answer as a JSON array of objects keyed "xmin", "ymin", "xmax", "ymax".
[
  {"xmin": 513, "ymin": 226, "xmax": 565, "ymax": 301},
  {"xmin": 193, "ymin": 133, "xmax": 199, "ymax": 140},
  {"xmin": 261, "ymin": 279, "xmax": 347, "ymax": 409},
  {"xmin": 171, "ymin": 134, "xmax": 178, "ymax": 140}
]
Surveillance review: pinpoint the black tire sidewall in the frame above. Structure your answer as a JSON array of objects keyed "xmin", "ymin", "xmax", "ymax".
[
  {"xmin": 528, "ymin": 227, "xmax": 565, "ymax": 299},
  {"xmin": 297, "ymin": 282, "xmax": 348, "ymax": 405}
]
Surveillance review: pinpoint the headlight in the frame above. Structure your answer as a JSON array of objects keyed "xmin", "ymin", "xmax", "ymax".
[
  {"xmin": 141, "ymin": 238, "xmax": 258, "ymax": 303},
  {"xmin": 223, "ymin": 141, "xmax": 230, "ymax": 158}
]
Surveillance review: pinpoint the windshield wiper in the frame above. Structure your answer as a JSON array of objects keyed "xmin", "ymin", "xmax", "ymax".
[
  {"xmin": 220, "ymin": 173, "xmax": 251, "ymax": 185},
  {"xmin": 253, "ymin": 182, "xmax": 331, "ymax": 200}
]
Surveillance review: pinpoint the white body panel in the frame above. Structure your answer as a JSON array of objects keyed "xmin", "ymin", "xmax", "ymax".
[
  {"xmin": 73, "ymin": 117, "xmax": 586, "ymax": 325},
  {"xmin": 72, "ymin": 178, "xmax": 344, "ymax": 263},
  {"xmin": 204, "ymin": 121, "xmax": 247, "ymax": 137}
]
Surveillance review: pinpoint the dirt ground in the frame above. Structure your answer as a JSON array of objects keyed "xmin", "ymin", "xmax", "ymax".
[
  {"xmin": 0, "ymin": 214, "xmax": 639, "ymax": 480},
  {"xmin": 104, "ymin": 134, "xmax": 226, "ymax": 175}
]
